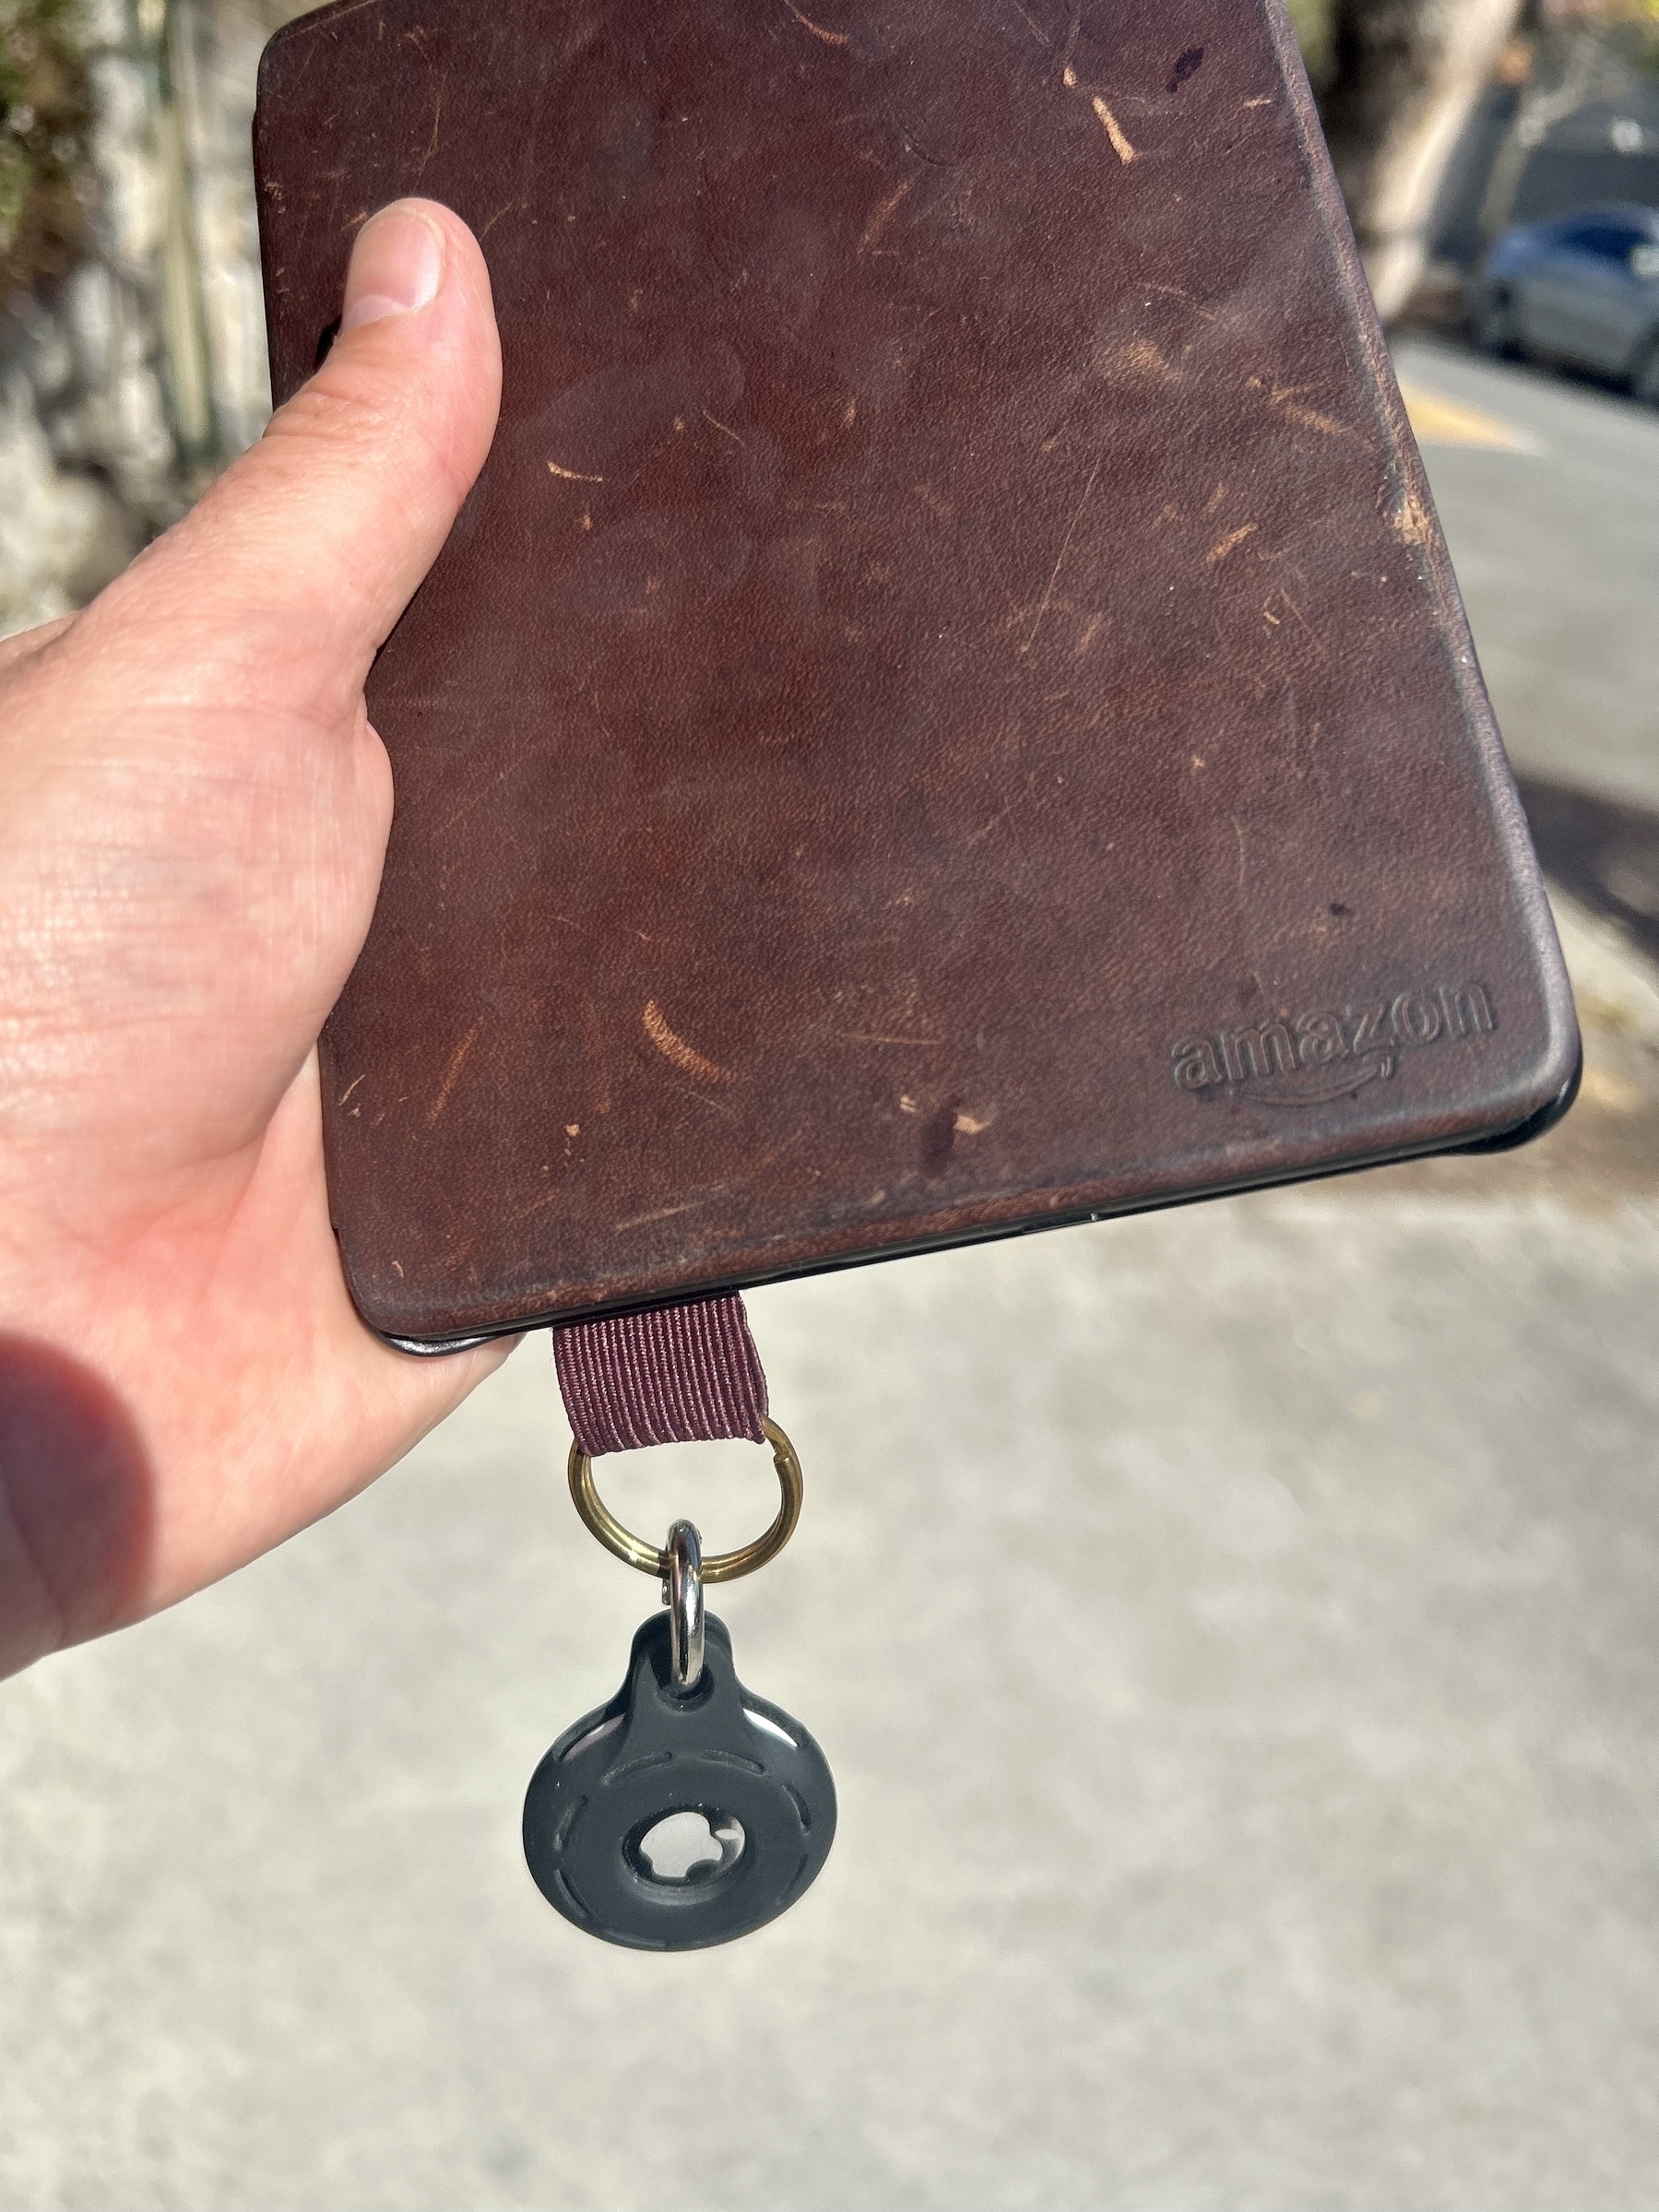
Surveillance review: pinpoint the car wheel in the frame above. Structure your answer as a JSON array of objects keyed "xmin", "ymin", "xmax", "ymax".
[
  {"xmin": 1632, "ymin": 337, "xmax": 1659, "ymax": 408},
  {"xmin": 1474, "ymin": 290, "xmax": 1520, "ymax": 359}
]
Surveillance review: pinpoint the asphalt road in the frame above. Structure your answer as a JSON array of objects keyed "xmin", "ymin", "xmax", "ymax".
[{"xmin": 0, "ymin": 349, "xmax": 1654, "ymax": 2212}]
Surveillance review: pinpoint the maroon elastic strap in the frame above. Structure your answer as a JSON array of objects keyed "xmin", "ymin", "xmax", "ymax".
[{"xmin": 551, "ymin": 1294, "xmax": 768, "ymax": 1456}]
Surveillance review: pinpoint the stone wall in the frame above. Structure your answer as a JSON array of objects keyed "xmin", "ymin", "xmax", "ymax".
[{"xmin": 0, "ymin": 0, "xmax": 307, "ymax": 635}]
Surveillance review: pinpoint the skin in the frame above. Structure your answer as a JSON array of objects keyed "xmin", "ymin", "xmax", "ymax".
[{"xmin": 0, "ymin": 200, "xmax": 511, "ymax": 1677}]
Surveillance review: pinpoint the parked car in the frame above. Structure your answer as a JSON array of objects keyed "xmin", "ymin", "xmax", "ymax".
[{"xmin": 1467, "ymin": 202, "xmax": 1659, "ymax": 403}]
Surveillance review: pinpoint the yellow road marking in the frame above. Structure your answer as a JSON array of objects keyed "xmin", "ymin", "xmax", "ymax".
[{"xmin": 1397, "ymin": 379, "xmax": 1540, "ymax": 454}]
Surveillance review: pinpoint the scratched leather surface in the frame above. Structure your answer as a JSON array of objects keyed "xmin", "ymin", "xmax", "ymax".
[{"xmin": 255, "ymin": 0, "xmax": 1577, "ymax": 1344}]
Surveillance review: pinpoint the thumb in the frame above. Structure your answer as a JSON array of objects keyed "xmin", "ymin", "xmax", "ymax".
[{"xmin": 84, "ymin": 198, "xmax": 501, "ymax": 725}]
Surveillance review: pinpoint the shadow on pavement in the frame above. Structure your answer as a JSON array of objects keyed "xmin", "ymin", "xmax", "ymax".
[{"xmin": 1518, "ymin": 777, "xmax": 1659, "ymax": 965}]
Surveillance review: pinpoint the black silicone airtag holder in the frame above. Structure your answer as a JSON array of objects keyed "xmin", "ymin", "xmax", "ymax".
[{"xmin": 523, "ymin": 1613, "xmax": 835, "ymax": 1950}]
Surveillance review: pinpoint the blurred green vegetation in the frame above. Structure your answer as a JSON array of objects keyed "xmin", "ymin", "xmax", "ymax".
[
  {"xmin": 1606, "ymin": 0, "xmax": 1659, "ymax": 73},
  {"xmin": 1286, "ymin": 0, "xmax": 1336, "ymax": 82},
  {"xmin": 0, "ymin": 0, "xmax": 90, "ymax": 294}
]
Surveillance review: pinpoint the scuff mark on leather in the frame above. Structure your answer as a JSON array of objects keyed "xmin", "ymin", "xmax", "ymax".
[
  {"xmin": 859, "ymin": 180, "xmax": 911, "ymax": 252},
  {"xmin": 839, "ymin": 1032, "xmax": 944, "ymax": 1048},
  {"xmin": 1090, "ymin": 99, "xmax": 1135, "ymax": 162},
  {"xmin": 1020, "ymin": 455, "xmax": 1102, "ymax": 655},
  {"xmin": 1278, "ymin": 400, "xmax": 1351, "ymax": 441},
  {"xmin": 643, "ymin": 1000, "xmax": 736, "ymax": 1084},
  {"xmin": 1389, "ymin": 482, "xmax": 1433, "ymax": 545},
  {"xmin": 615, "ymin": 1195, "xmax": 715, "ymax": 1230},
  {"xmin": 1250, "ymin": 379, "xmax": 1368, "ymax": 448},
  {"xmin": 778, "ymin": 0, "xmax": 847, "ymax": 43},
  {"xmin": 427, "ymin": 1023, "xmax": 482, "ymax": 1126},
  {"xmin": 1207, "ymin": 522, "xmax": 1258, "ymax": 566}
]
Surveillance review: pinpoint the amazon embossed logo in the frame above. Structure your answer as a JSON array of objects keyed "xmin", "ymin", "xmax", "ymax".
[{"xmin": 1169, "ymin": 982, "xmax": 1496, "ymax": 1107}]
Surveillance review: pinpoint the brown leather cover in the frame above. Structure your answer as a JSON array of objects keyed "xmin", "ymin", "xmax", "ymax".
[{"xmin": 255, "ymin": 0, "xmax": 1578, "ymax": 1349}]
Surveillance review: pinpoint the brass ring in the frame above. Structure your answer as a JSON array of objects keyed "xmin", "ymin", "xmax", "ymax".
[{"xmin": 567, "ymin": 1417, "xmax": 803, "ymax": 1583}]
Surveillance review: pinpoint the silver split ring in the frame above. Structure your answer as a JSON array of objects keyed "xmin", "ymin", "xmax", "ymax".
[{"xmin": 664, "ymin": 1520, "xmax": 705, "ymax": 1692}]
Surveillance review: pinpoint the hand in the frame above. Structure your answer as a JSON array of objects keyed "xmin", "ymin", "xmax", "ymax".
[{"xmin": 0, "ymin": 200, "xmax": 509, "ymax": 1676}]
